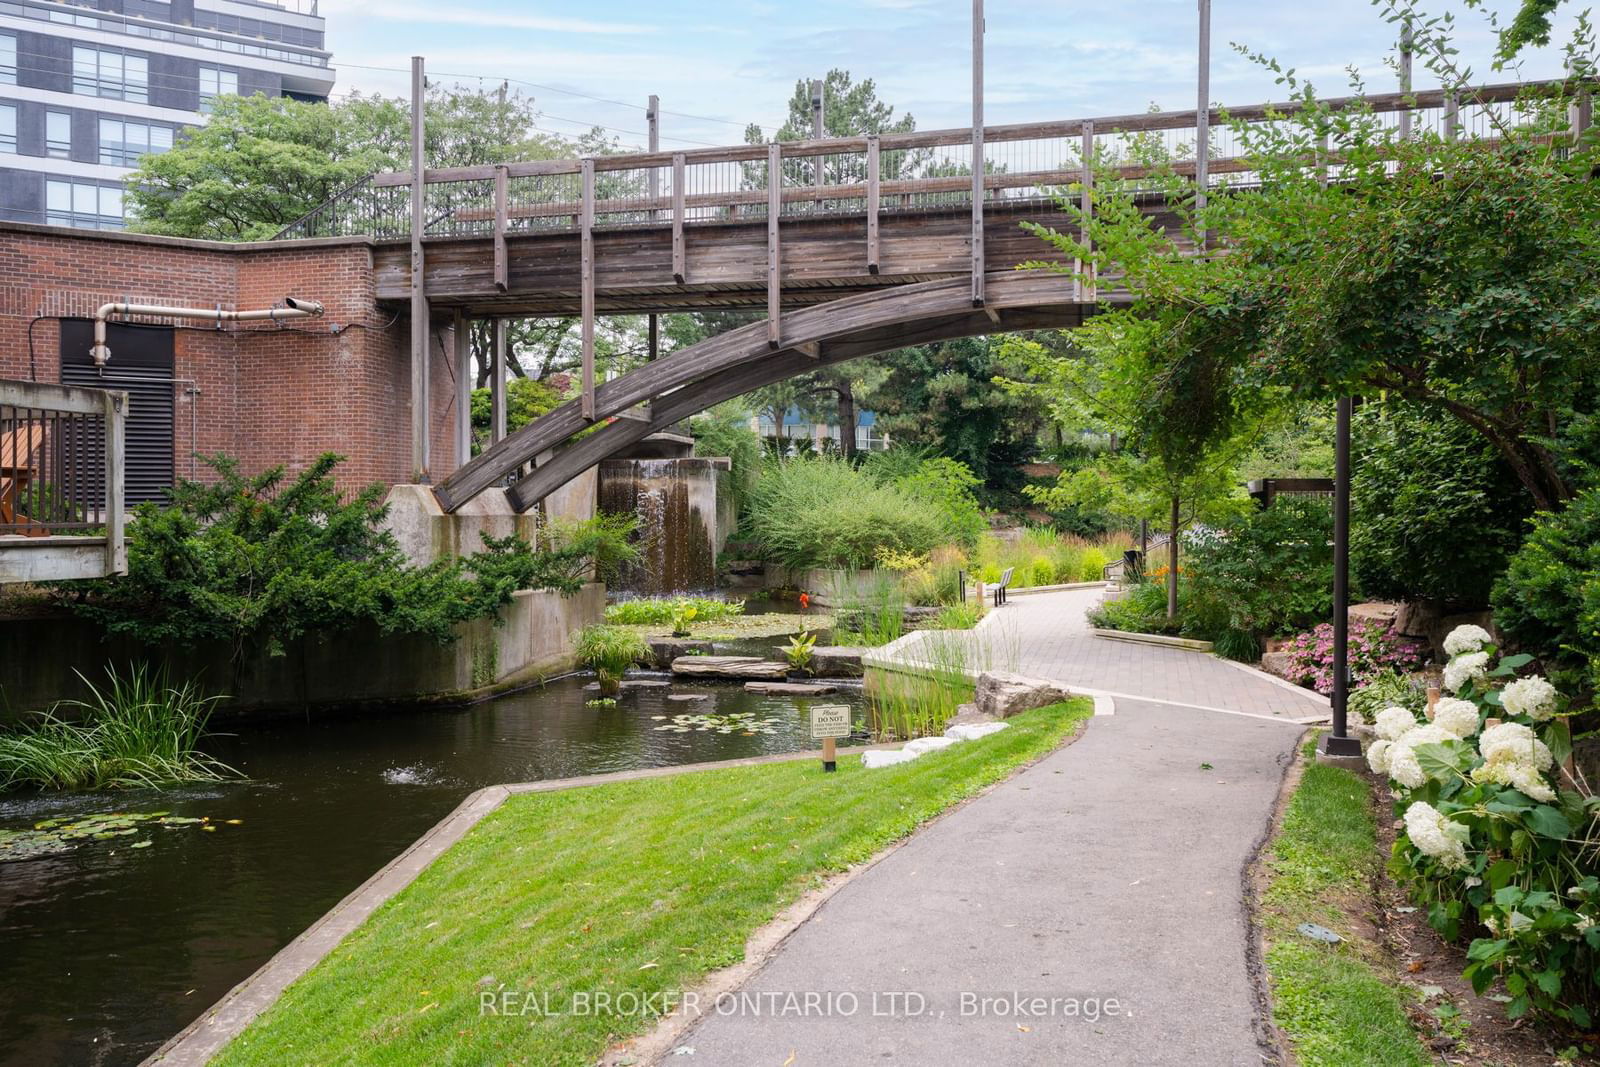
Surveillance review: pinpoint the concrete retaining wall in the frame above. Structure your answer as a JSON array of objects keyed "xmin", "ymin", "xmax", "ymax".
[{"xmin": 0, "ymin": 583, "xmax": 605, "ymax": 722}]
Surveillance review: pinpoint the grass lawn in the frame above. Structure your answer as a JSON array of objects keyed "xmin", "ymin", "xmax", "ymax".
[
  {"xmin": 1261, "ymin": 739, "xmax": 1432, "ymax": 1067},
  {"xmin": 213, "ymin": 699, "xmax": 1091, "ymax": 1066}
]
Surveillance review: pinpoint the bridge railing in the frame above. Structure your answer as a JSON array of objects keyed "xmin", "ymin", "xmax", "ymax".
[
  {"xmin": 273, "ymin": 79, "xmax": 1581, "ymax": 243},
  {"xmin": 0, "ymin": 379, "xmax": 127, "ymax": 583}
]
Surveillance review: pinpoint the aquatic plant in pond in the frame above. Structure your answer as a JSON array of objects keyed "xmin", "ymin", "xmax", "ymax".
[
  {"xmin": 652, "ymin": 712, "xmax": 786, "ymax": 735},
  {"xmin": 573, "ymin": 625, "xmax": 649, "ymax": 696},
  {"xmin": 0, "ymin": 811, "xmax": 238, "ymax": 861},
  {"xmin": 603, "ymin": 596, "xmax": 746, "ymax": 625},
  {"xmin": 783, "ymin": 630, "xmax": 817, "ymax": 674},
  {"xmin": 0, "ymin": 665, "xmax": 237, "ymax": 792}
]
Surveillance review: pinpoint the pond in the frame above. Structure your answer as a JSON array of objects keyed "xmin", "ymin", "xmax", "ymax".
[{"xmin": 0, "ymin": 669, "xmax": 868, "ymax": 1067}]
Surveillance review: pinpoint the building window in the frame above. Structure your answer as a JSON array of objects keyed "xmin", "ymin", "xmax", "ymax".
[
  {"xmin": 45, "ymin": 111, "xmax": 71, "ymax": 158},
  {"xmin": 0, "ymin": 104, "xmax": 14, "ymax": 153},
  {"xmin": 123, "ymin": 0, "xmax": 172, "ymax": 20},
  {"xmin": 46, "ymin": 180, "xmax": 123, "ymax": 230},
  {"xmin": 0, "ymin": 32, "xmax": 16, "ymax": 85},
  {"xmin": 72, "ymin": 46, "xmax": 149, "ymax": 103},
  {"xmin": 197, "ymin": 66, "xmax": 238, "ymax": 113},
  {"xmin": 99, "ymin": 117, "xmax": 171, "ymax": 166}
]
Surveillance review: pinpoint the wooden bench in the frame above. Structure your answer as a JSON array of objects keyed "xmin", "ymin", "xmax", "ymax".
[{"xmin": 993, "ymin": 565, "xmax": 1014, "ymax": 606}]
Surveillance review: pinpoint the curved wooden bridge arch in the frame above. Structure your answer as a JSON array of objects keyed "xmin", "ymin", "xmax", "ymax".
[{"xmin": 275, "ymin": 78, "xmax": 1573, "ymax": 512}]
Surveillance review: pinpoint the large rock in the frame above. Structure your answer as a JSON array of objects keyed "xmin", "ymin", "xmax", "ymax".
[
  {"xmin": 670, "ymin": 655, "xmax": 788, "ymax": 680},
  {"xmin": 974, "ymin": 671, "xmax": 1069, "ymax": 719},
  {"xmin": 647, "ymin": 637, "xmax": 714, "ymax": 669},
  {"xmin": 1260, "ymin": 650, "xmax": 1297, "ymax": 680},
  {"xmin": 810, "ymin": 646, "xmax": 866, "ymax": 678}
]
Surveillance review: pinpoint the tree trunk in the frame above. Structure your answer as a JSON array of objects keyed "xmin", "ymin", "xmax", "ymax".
[
  {"xmin": 837, "ymin": 381, "xmax": 857, "ymax": 459},
  {"xmin": 1166, "ymin": 494, "xmax": 1180, "ymax": 620}
]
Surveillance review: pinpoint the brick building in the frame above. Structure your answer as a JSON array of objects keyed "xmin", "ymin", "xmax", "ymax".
[{"xmin": 0, "ymin": 219, "xmax": 459, "ymax": 496}]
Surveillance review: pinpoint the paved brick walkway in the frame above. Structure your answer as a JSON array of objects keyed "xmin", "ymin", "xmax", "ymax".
[{"xmin": 672, "ymin": 585, "xmax": 1319, "ymax": 1066}]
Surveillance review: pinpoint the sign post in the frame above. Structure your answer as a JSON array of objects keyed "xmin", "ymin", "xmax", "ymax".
[{"xmin": 809, "ymin": 704, "xmax": 850, "ymax": 772}]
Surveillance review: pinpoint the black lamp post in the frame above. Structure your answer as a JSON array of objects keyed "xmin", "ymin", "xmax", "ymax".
[{"xmin": 1320, "ymin": 396, "xmax": 1363, "ymax": 759}]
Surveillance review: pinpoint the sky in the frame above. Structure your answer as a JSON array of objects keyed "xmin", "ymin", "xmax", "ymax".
[{"xmin": 319, "ymin": 0, "xmax": 1589, "ymax": 150}]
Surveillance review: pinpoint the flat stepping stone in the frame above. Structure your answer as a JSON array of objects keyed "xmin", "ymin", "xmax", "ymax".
[
  {"xmin": 620, "ymin": 680, "xmax": 670, "ymax": 689},
  {"xmin": 647, "ymin": 637, "xmax": 714, "ymax": 668},
  {"xmin": 667, "ymin": 693, "xmax": 711, "ymax": 702},
  {"xmin": 669, "ymin": 655, "xmax": 788, "ymax": 680},
  {"xmin": 743, "ymin": 681, "xmax": 838, "ymax": 695}
]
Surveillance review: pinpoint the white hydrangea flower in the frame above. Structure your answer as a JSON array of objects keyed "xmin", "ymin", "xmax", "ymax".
[
  {"xmin": 1366, "ymin": 739, "xmax": 1393, "ymax": 775},
  {"xmin": 1479, "ymin": 722, "xmax": 1554, "ymax": 771},
  {"xmin": 1432, "ymin": 697, "xmax": 1482, "ymax": 739},
  {"xmin": 1471, "ymin": 758, "xmax": 1557, "ymax": 802},
  {"xmin": 1387, "ymin": 745, "xmax": 1427, "ymax": 789},
  {"xmin": 1501, "ymin": 675, "xmax": 1558, "ymax": 722},
  {"xmin": 1403, "ymin": 801, "xmax": 1470, "ymax": 870},
  {"xmin": 1443, "ymin": 624, "xmax": 1494, "ymax": 657},
  {"xmin": 1385, "ymin": 723, "xmax": 1457, "ymax": 790},
  {"xmin": 1443, "ymin": 651, "xmax": 1490, "ymax": 693},
  {"xmin": 1375, "ymin": 706, "xmax": 1420, "ymax": 742}
]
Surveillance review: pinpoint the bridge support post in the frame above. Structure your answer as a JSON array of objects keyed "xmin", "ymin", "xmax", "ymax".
[
  {"xmin": 409, "ymin": 54, "xmax": 430, "ymax": 482},
  {"xmin": 1079, "ymin": 121, "xmax": 1095, "ymax": 302},
  {"xmin": 453, "ymin": 310, "xmax": 471, "ymax": 467},
  {"xmin": 866, "ymin": 135, "xmax": 880, "ymax": 274},
  {"xmin": 767, "ymin": 142, "xmax": 782, "ymax": 348},
  {"xmin": 970, "ymin": 0, "xmax": 985, "ymax": 306},
  {"xmin": 1195, "ymin": 0, "xmax": 1210, "ymax": 245},
  {"xmin": 580, "ymin": 158, "xmax": 596, "ymax": 419},
  {"xmin": 493, "ymin": 164, "xmax": 509, "ymax": 292},
  {"xmin": 671, "ymin": 153, "xmax": 686, "ymax": 284},
  {"xmin": 1398, "ymin": 20, "xmax": 1413, "ymax": 140},
  {"xmin": 491, "ymin": 318, "xmax": 508, "ymax": 443},
  {"xmin": 648, "ymin": 95, "xmax": 660, "ymax": 361}
]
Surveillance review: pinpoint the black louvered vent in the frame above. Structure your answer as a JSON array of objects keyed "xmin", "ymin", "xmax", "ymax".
[{"xmin": 60, "ymin": 319, "xmax": 176, "ymax": 505}]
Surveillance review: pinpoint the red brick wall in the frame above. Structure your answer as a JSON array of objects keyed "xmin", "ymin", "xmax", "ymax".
[{"xmin": 0, "ymin": 223, "xmax": 461, "ymax": 493}]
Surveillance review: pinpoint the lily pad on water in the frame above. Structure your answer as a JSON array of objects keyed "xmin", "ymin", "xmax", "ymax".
[
  {"xmin": 0, "ymin": 811, "xmax": 232, "ymax": 862},
  {"xmin": 653, "ymin": 712, "xmax": 786, "ymax": 736}
]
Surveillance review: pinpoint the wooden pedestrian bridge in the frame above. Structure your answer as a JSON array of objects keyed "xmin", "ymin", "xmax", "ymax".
[{"xmin": 274, "ymin": 79, "xmax": 1576, "ymax": 512}]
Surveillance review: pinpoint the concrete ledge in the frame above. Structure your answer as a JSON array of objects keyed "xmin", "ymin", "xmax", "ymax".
[
  {"xmin": 143, "ymin": 743, "xmax": 904, "ymax": 1067},
  {"xmin": 1004, "ymin": 580, "xmax": 1109, "ymax": 597},
  {"xmin": 1090, "ymin": 627, "xmax": 1215, "ymax": 653}
]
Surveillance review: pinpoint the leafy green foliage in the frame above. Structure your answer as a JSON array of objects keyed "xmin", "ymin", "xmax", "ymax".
[
  {"xmin": 782, "ymin": 630, "xmax": 817, "ymax": 673},
  {"xmin": 744, "ymin": 456, "xmax": 954, "ymax": 568},
  {"xmin": 125, "ymin": 87, "xmax": 585, "ymax": 241},
  {"xmin": 862, "ymin": 337, "xmax": 1050, "ymax": 505},
  {"xmin": 603, "ymin": 597, "xmax": 744, "ymax": 626},
  {"xmin": 469, "ymin": 377, "xmax": 564, "ymax": 454},
  {"xmin": 1186, "ymin": 498, "xmax": 1334, "ymax": 639},
  {"xmin": 65, "ymin": 454, "xmax": 612, "ymax": 657},
  {"xmin": 1352, "ymin": 403, "xmax": 1533, "ymax": 607},
  {"xmin": 0, "ymin": 665, "xmax": 236, "ymax": 792},
  {"xmin": 1492, "ymin": 487, "xmax": 1600, "ymax": 691},
  {"xmin": 572, "ymin": 625, "xmax": 649, "ymax": 696},
  {"xmin": 1348, "ymin": 669, "xmax": 1428, "ymax": 724},
  {"xmin": 862, "ymin": 450, "xmax": 988, "ymax": 550},
  {"xmin": 690, "ymin": 411, "xmax": 763, "ymax": 519}
]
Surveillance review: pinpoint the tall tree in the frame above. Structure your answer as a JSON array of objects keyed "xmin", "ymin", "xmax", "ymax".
[{"xmin": 125, "ymin": 86, "xmax": 580, "ymax": 241}]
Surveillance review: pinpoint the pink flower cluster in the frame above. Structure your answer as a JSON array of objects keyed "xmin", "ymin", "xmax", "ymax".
[{"xmin": 1283, "ymin": 617, "xmax": 1430, "ymax": 694}]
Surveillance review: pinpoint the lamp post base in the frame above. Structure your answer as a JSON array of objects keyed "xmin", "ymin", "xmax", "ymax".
[{"xmin": 1316, "ymin": 732, "xmax": 1365, "ymax": 769}]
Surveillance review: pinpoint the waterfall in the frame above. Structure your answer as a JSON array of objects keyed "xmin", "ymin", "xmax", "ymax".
[{"xmin": 597, "ymin": 458, "xmax": 721, "ymax": 594}]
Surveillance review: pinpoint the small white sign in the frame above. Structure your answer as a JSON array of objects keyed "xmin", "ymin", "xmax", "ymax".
[{"xmin": 809, "ymin": 704, "xmax": 852, "ymax": 740}]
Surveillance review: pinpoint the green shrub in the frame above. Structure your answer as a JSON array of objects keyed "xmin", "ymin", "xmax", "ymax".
[
  {"xmin": 745, "ymin": 456, "xmax": 950, "ymax": 568},
  {"xmin": 1347, "ymin": 668, "xmax": 1427, "ymax": 724},
  {"xmin": 691, "ymin": 412, "xmax": 762, "ymax": 519},
  {"xmin": 1185, "ymin": 497, "xmax": 1334, "ymax": 640},
  {"xmin": 573, "ymin": 625, "xmax": 649, "ymax": 696},
  {"xmin": 603, "ymin": 597, "xmax": 745, "ymax": 626},
  {"xmin": 864, "ymin": 451, "xmax": 988, "ymax": 550},
  {"xmin": 64, "ymin": 454, "xmax": 625, "ymax": 657},
  {"xmin": 1491, "ymin": 487, "xmax": 1600, "ymax": 691},
  {"xmin": 830, "ymin": 570, "xmax": 905, "ymax": 647},
  {"xmin": 1352, "ymin": 403, "xmax": 1533, "ymax": 607},
  {"xmin": 0, "ymin": 665, "xmax": 237, "ymax": 792}
]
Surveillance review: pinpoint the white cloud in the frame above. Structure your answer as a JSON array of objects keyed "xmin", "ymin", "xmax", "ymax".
[{"xmin": 325, "ymin": 0, "xmax": 655, "ymax": 35}]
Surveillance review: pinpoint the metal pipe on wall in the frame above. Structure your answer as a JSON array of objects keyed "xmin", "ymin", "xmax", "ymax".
[{"xmin": 91, "ymin": 299, "xmax": 324, "ymax": 367}]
